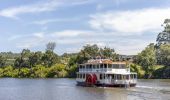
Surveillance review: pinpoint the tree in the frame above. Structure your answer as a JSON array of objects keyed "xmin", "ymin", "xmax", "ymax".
[
  {"xmin": 46, "ymin": 42, "xmax": 56, "ymax": 52},
  {"xmin": 156, "ymin": 19, "xmax": 170, "ymax": 47},
  {"xmin": 83, "ymin": 44, "xmax": 99, "ymax": 58},
  {"xmin": 75, "ymin": 44, "xmax": 99, "ymax": 64},
  {"xmin": 14, "ymin": 49, "xmax": 31, "ymax": 77},
  {"xmin": 134, "ymin": 43, "xmax": 156, "ymax": 78},
  {"xmin": 157, "ymin": 44, "xmax": 170, "ymax": 66},
  {"xmin": 14, "ymin": 49, "xmax": 31, "ymax": 68},
  {"xmin": 47, "ymin": 64, "xmax": 67, "ymax": 78},
  {"xmin": 29, "ymin": 51, "xmax": 43, "ymax": 67},
  {"xmin": 100, "ymin": 47, "xmax": 118, "ymax": 60},
  {"xmin": 130, "ymin": 63, "xmax": 145, "ymax": 78},
  {"xmin": 42, "ymin": 50, "xmax": 59, "ymax": 67},
  {"xmin": 0, "ymin": 56, "xmax": 6, "ymax": 67},
  {"xmin": 156, "ymin": 19, "xmax": 170, "ymax": 65}
]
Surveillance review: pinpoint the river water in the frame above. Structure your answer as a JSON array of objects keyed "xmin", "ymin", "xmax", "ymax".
[{"xmin": 0, "ymin": 78, "xmax": 170, "ymax": 100}]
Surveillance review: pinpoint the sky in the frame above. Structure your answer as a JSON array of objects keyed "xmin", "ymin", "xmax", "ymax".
[{"xmin": 0, "ymin": 0, "xmax": 170, "ymax": 55}]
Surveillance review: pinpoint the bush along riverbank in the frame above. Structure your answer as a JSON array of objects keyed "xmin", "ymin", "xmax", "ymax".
[{"xmin": 0, "ymin": 64, "xmax": 77, "ymax": 78}]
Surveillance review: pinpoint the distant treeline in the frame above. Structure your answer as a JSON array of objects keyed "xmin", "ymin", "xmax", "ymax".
[
  {"xmin": 0, "ymin": 42, "xmax": 170, "ymax": 79},
  {"xmin": 0, "ymin": 43, "xmax": 119, "ymax": 78}
]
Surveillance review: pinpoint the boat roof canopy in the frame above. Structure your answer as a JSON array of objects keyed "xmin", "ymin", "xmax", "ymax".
[{"xmin": 80, "ymin": 59, "xmax": 127, "ymax": 65}]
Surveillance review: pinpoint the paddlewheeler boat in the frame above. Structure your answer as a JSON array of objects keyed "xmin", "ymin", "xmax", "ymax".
[{"xmin": 76, "ymin": 58, "xmax": 137, "ymax": 87}]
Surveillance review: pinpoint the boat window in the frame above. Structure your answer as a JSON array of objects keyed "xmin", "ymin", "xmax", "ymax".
[
  {"xmin": 79, "ymin": 74, "xmax": 81, "ymax": 78},
  {"xmin": 77, "ymin": 73, "xmax": 79, "ymax": 78},
  {"xmin": 104, "ymin": 64, "xmax": 107, "ymax": 68},
  {"xmin": 79, "ymin": 65, "xmax": 82, "ymax": 69},
  {"xmin": 121, "ymin": 64, "xmax": 126, "ymax": 68},
  {"xmin": 100, "ymin": 64, "xmax": 103, "ymax": 68},
  {"xmin": 122, "ymin": 75, "xmax": 129, "ymax": 80},
  {"xmin": 86, "ymin": 65, "xmax": 89, "ymax": 69},
  {"xmin": 81, "ymin": 65, "xmax": 84, "ymax": 69},
  {"xmin": 112, "ymin": 74, "xmax": 116, "ymax": 79},
  {"xmin": 93, "ymin": 65, "xmax": 96, "ymax": 69},
  {"xmin": 130, "ymin": 74, "xmax": 133, "ymax": 79},
  {"xmin": 100, "ymin": 74, "xmax": 102, "ymax": 79},
  {"xmin": 117, "ymin": 74, "xmax": 121, "ymax": 80},
  {"xmin": 107, "ymin": 74, "xmax": 112, "ymax": 79},
  {"xmin": 134, "ymin": 74, "xmax": 137, "ymax": 79},
  {"xmin": 106, "ymin": 74, "xmax": 109, "ymax": 77},
  {"xmin": 113, "ymin": 64, "xmax": 119, "ymax": 68},
  {"xmin": 89, "ymin": 64, "xmax": 92, "ymax": 69},
  {"xmin": 100, "ymin": 74, "xmax": 105, "ymax": 79},
  {"xmin": 108, "ymin": 64, "xmax": 112, "ymax": 68},
  {"xmin": 84, "ymin": 74, "xmax": 86, "ymax": 78},
  {"xmin": 126, "ymin": 75, "xmax": 129, "ymax": 79},
  {"xmin": 83, "ymin": 74, "xmax": 85, "ymax": 79},
  {"xmin": 97, "ymin": 64, "xmax": 99, "ymax": 69},
  {"xmin": 113, "ymin": 64, "xmax": 126, "ymax": 68}
]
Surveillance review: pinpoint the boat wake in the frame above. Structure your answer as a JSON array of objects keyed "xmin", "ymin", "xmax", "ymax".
[
  {"xmin": 135, "ymin": 85, "xmax": 170, "ymax": 94},
  {"xmin": 136, "ymin": 85, "xmax": 156, "ymax": 89}
]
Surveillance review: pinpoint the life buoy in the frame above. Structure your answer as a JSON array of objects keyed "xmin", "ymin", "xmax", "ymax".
[{"xmin": 85, "ymin": 74, "xmax": 97, "ymax": 85}]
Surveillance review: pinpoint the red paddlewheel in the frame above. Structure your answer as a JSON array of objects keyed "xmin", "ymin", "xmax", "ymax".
[{"xmin": 85, "ymin": 74, "xmax": 97, "ymax": 85}]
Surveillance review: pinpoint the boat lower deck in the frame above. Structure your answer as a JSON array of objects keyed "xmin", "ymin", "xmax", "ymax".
[{"xmin": 77, "ymin": 81, "xmax": 136, "ymax": 87}]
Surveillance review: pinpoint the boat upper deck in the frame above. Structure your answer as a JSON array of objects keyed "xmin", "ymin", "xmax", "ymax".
[{"xmin": 78, "ymin": 59, "xmax": 132, "ymax": 74}]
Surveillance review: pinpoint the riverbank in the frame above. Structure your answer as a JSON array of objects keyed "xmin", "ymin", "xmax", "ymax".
[
  {"xmin": 0, "ymin": 64, "xmax": 169, "ymax": 79},
  {"xmin": 0, "ymin": 65, "xmax": 73, "ymax": 78}
]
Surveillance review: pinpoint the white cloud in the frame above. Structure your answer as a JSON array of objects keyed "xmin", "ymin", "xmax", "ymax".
[
  {"xmin": 0, "ymin": 0, "xmax": 95, "ymax": 19},
  {"xmin": 89, "ymin": 8, "xmax": 170, "ymax": 34},
  {"xmin": 33, "ymin": 32, "xmax": 44, "ymax": 38},
  {"xmin": 8, "ymin": 30, "xmax": 91, "ymax": 49},
  {"xmin": 96, "ymin": 4, "xmax": 103, "ymax": 11},
  {"xmin": 32, "ymin": 18, "xmax": 79, "ymax": 25},
  {"xmin": 0, "ymin": 1, "xmax": 61, "ymax": 19},
  {"xmin": 110, "ymin": 39, "xmax": 154, "ymax": 55},
  {"xmin": 9, "ymin": 32, "xmax": 45, "ymax": 49},
  {"xmin": 8, "ymin": 29, "xmax": 155, "ymax": 55},
  {"xmin": 52, "ymin": 30, "xmax": 93, "ymax": 38}
]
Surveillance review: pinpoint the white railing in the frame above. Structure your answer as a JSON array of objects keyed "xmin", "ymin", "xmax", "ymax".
[
  {"xmin": 79, "ymin": 68, "xmax": 130, "ymax": 73},
  {"xmin": 100, "ymin": 79, "xmax": 137, "ymax": 84}
]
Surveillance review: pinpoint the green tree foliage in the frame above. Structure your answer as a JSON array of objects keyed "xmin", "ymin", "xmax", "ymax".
[
  {"xmin": 14, "ymin": 49, "xmax": 31, "ymax": 68},
  {"xmin": 0, "ymin": 68, "xmax": 3, "ymax": 77},
  {"xmin": 163, "ymin": 18, "xmax": 170, "ymax": 33},
  {"xmin": 153, "ymin": 66, "xmax": 170, "ymax": 79},
  {"xmin": 100, "ymin": 47, "xmax": 118, "ymax": 61},
  {"xmin": 135, "ymin": 43, "xmax": 156, "ymax": 67},
  {"xmin": 31, "ymin": 65, "xmax": 49, "ymax": 78},
  {"xmin": 46, "ymin": 42, "xmax": 56, "ymax": 51},
  {"xmin": 29, "ymin": 51, "xmax": 43, "ymax": 67},
  {"xmin": 76, "ymin": 44, "xmax": 118, "ymax": 64},
  {"xmin": 47, "ymin": 64, "xmax": 67, "ymax": 78},
  {"xmin": 67, "ymin": 64, "xmax": 78, "ymax": 78},
  {"xmin": 134, "ymin": 43, "xmax": 156, "ymax": 78},
  {"xmin": 156, "ymin": 19, "xmax": 170, "ymax": 47},
  {"xmin": 2, "ymin": 66, "xmax": 14, "ymax": 77},
  {"xmin": 157, "ymin": 44, "xmax": 170, "ymax": 66},
  {"xmin": 130, "ymin": 63, "xmax": 145, "ymax": 78},
  {"xmin": 42, "ymin": 50, "xmax": 59, "ymax": 67},
  {"xmin": 0, "ymin": 55, "xmax": 7, "ymax": 67},
  {"xmin": 20, "ymin": 68, "xmax": 30, "ymax": 78}
]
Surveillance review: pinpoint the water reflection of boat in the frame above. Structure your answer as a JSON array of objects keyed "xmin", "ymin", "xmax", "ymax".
[{"xmin": 76, "ymin": 58, "xmax": 137, "ymax": 87}]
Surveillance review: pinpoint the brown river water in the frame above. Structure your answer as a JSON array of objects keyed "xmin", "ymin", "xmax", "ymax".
[{"xmin": 0, "ymin": 78, "xmax": 169, "ymax": 100}]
